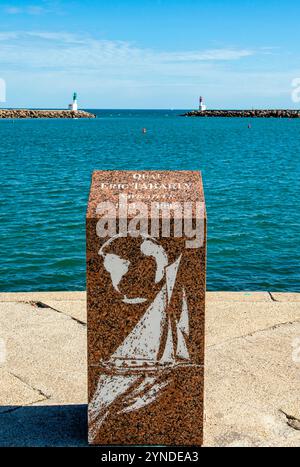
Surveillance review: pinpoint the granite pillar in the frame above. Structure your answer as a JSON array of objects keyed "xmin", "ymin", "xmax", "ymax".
[{"xmin": 87, "ymin": 171, "xmax": 206, "ymax": 445}]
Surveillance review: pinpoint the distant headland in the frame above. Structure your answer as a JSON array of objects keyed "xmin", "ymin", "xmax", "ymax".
[{"xmin": 182, "ymin": 109, "xmax": 300, "ymax": 118}]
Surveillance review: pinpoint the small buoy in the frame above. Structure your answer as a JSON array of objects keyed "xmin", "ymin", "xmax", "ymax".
[{"xmin": 142, "ymin": 128, "xmax": 147, "ymax": 133}]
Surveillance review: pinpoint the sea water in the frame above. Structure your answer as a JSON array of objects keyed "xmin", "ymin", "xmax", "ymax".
[{"xmin": 0, "ymin": 109, "xmax": 299, "ymax": 291}]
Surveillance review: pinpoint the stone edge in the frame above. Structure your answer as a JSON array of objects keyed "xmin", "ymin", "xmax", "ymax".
[{"xmin": 0, "ymin": 291, "xmax": 298, "ymax": 302}]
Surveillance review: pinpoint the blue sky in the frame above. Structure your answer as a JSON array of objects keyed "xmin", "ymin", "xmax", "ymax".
[{"xmin": 0, "ymin": 0, "xmax": 300, "ymax": 108}]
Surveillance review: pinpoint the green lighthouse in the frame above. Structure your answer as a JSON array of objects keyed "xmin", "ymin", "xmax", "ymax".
[{"xmin": 71, "ymin": 92, "xmax": 78, "ymax": 111}]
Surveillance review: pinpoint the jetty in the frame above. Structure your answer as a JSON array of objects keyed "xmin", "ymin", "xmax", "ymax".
[
  {"xmin": 182, "ymin": 109, "xmax": 300, "ymax": 118},
  {"xmin": 0, "ymin": 109, "xmax": 95, "ymax": 119}
]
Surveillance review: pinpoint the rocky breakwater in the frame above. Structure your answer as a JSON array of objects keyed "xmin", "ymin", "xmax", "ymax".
[
  {"xmin": 0, "ymin": 109, "xmax": 95, "ymax": 119},
  {"xmin": 182, "ymin": 109, "xmax": 300, "ymax": 118}
]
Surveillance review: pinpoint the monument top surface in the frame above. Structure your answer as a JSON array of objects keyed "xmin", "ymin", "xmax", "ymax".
[{"xmin": 87, "ymin": 170, "xmax": 205, "ymax": 219}]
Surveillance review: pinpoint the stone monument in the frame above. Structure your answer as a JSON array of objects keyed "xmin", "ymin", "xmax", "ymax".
[{"xmin": 86, "ymin": 171, "xmax": 206, "ymax": 445}]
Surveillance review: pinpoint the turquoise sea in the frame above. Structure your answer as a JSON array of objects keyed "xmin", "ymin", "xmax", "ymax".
[{"xmin": 0, "ymin": 109, "xmax": 299, "ymax": 292}]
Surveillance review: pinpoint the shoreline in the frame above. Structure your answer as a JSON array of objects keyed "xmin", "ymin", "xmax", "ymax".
[
  {"xmin": 0, "ymin": 290, "xmax": 297, "ymax": 301},
  {"xmin": 182, "ymin": 109, "xmax": 300, "ymax": 118},
  {"xmin": 0, "ymin": 109, "xmax": 96, "ymax": 119}
]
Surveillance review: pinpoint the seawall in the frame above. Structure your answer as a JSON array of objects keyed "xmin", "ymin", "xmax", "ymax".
[
  {"xmin": 182, "ymin": 109, "xmax": 300, "ymax": 118},
  {"xmin": 0, "ymin": 109, "xmax": 96, "ymax": 119}
]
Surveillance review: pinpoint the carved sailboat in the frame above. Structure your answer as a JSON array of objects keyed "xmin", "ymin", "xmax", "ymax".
[
  {"xmin": 89, "ymin": 254, "xmax": 191, "ymax": 440},
  {"xmin": 110, "ymin": 285, "xmax": 168, "ymax": 366},
  {"xmin": 108, "ymin": 254, "xmax": 190, "ymax": 369}
]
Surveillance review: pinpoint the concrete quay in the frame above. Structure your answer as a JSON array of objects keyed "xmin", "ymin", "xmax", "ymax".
[{"xmin": 0, "ymin": 291, "xmax": 299, "ymax": 447}]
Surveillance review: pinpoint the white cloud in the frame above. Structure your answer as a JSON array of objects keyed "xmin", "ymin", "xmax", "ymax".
[
  {"xmin": 0, "ymin": 32, "xmax": 19, "ymax": 40},
  {"xmin": 158, "ymin": 49, "xmax": 254, "ymax": 62},
  {"xmin": 27, "ymin": 6, "xmax": 46, "ymax": 15},
  {"xmin": 27, "ymin": 31, "xmax": 89, "ymax": 44},
  {"xmin": 4, "ymin": 4, "xmax": 50, "ymax": 15},
  {"xmin": 4, "ymin": 6, "xmax": 22, "ymax": 14},
  {"xmin": 0, "ymin": 31, "xmax": 256, "ymax": 72}
]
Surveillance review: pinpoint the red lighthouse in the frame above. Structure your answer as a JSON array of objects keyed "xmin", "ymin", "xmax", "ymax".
[{"xmin": 199, "ymin": 96, "xmax": 207, "ymax": 111}]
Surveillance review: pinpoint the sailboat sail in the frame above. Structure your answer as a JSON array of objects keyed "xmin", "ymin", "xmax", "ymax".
[
  {"xmin": 112, "ymin": 285, "xmax": 167, "ymax": 362},
  {"xmin": 177, "ymin": 288, "xmax": 189, "ymax": 335},
  {"xmin": 159, "ymin": 318, "xmax": 175, "ymax": 364},
  {"xmin": 175, "ymin": 288, "xmax": 190, "ymax": 360},
  {"xmin": 166, "ymin": 255, "xmax": 182, "ymax": 303},
  {"xmin": 176, "ymin": 327, "xmax": 189, "ymax": 360}
]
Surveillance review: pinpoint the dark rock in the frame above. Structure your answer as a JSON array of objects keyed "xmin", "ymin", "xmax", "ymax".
[
  {"xmin": 181, "ymin": 109, "xmax": 300, "ymax": 118},
  {"xmin": 0, "ymin": 109, "xmax": 96, "ymax": 119}
]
